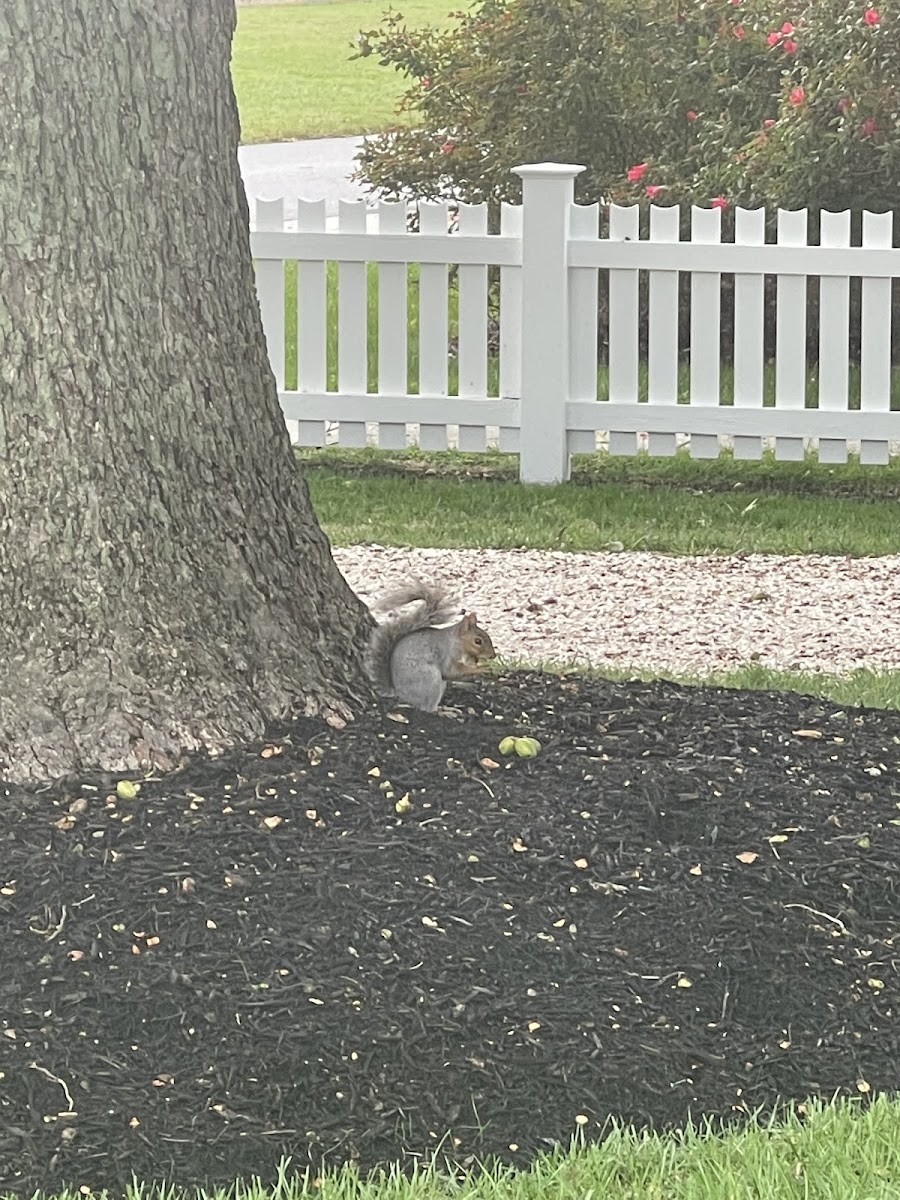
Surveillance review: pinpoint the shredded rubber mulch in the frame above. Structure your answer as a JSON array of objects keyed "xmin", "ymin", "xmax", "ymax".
[{"xmin": 2, "ymin": 671, "xmax": 900, "ymax": 1196}]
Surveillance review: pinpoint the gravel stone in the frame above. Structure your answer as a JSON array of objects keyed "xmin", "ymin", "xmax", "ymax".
[{"xmin": 334, "ymin": 545, "xmax": 900, "ymax": 675}]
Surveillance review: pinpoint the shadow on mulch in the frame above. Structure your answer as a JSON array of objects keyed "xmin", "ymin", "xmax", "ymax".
[{"xmin": 2, "ymin": 671, "xmax": 899, "ymax": 1195}]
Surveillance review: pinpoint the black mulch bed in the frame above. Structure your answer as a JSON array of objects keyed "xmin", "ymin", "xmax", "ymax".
[{"xmin": 3, "ymin": 671, "xmax": 900, "ymax": 1195}]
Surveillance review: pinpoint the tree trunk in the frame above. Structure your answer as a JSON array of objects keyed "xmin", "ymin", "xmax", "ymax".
[{"xmin": 0, "ymin": 0, "xmax": 372, "ymax": 784}]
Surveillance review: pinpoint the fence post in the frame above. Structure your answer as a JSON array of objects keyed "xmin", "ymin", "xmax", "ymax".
[{"xmin": 511, "ymin": 162, "xmax": 585, "ymax": 484}]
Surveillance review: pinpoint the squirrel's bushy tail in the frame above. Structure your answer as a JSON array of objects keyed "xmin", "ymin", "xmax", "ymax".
[{"xmin": 364, "ymin": 582, "xmax": 461, "ymax": 695}]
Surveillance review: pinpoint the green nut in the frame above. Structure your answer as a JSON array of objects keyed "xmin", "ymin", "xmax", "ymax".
[
  {"xmin": 116, "ymin": 779, "xmax": 140, "ymax": 800},
  {"xmin": 514, "ymin": 737, "xmax": 541, "ymax": 758},
  {"xmin": 498, "ymin": 737, "xmax": 517, "ymax": 756}
]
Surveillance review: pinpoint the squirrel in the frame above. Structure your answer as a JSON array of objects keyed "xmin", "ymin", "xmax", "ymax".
[{"xmin": 364, "ymin": 582, "xmax": 496, "ymax": 711}]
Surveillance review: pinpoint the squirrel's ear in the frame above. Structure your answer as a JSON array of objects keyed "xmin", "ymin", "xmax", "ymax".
[{"xmin": 460, "ymin": 612, "xmax": 476, "ymax": 629}]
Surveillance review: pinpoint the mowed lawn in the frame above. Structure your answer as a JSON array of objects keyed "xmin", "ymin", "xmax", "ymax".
[{"xmin": 232, "ymin": 0, "xmax": 452, "ymax": 142}]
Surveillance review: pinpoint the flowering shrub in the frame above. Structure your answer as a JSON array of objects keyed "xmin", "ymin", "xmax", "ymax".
[
  {"xmin": 353, "ymin": 0, "xmax": 655, "ymax": 207},
  {"xmin": 609, "ymin": 0, "xmax": 899, "ymax": 212},
  {"xmin": 353, "ymin": 0, "xmax": 898, "ymax": 216}
]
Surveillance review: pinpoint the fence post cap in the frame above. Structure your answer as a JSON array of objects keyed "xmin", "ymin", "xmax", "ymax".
[{"xmin": 511, "ymin": 162, "xmax": 586, "ymax": 180}]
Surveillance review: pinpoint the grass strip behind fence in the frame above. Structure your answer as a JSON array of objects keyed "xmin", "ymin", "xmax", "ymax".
[
  {"xmin": 300, "ymin": 443, "xmax": 900, "ymax": 497},
  {"xmin": 304, "ymin": 452, "xmax": 900, "ymax": 557}
]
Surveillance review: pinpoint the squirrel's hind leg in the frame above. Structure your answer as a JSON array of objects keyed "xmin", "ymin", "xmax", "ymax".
[
  {"xmin": 416, "ymin": 673, "xmax": 448, "ymax": 712},
  {"xmin": 391, "ymin": 664, "xmax": 446, "ymax": 712}
]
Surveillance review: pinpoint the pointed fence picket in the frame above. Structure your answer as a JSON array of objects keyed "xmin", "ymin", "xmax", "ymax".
[
  {"xmin": 249, "ymin": 162, "xmax": 900, "ymax": 484},
  {"xmin": 375, "ymin": 202, "xmax": 408, "ymax": 450},
  {"xmin": 336, "ymin": 200, "xmax": 369, "ymax": 449},
  {"xmin": 295, "ymin": 199, "xmax": 328, "ymax": 449},
  {"xmin": 252, "ymin": 198, "xmax": 287, "ymax": 392},
  {"xmin": 498, "ymin": 202, "xmax": 522, "ymax": 454},
  {"xmin": 457, "ymin": 204, "xmax": 490, "ymax": 452},
  {"xmin": 774, "ymin": 209, "xmax": 808, "ymax": 462},
  {"xmin": 818, "ymin": 209, "xmax": 852, "ymax": 465},
  {"xmin": 417, "ymin": 201, "xmax": 450, "ymax": 450},
  {"xmin": 732, "ymin": 206, "xmax": 766, "ymax": 460},
  {"xmin": 861, "ymin": 211, "xmax": 893, "ymax": 466},
  {"xmin": 568, "ymin": 201, "xmax": 601, "ymax": 444},
  {"xmin": 689, "ymin": 206, "xmax": 723, "ymax": 460},
  {"xmin": 646, "ymin": 204, "xmax": 680, "ymax": 458},
  {"xmin": 607, "ymin": 204, "xmax": 640, "ymax": 457}
]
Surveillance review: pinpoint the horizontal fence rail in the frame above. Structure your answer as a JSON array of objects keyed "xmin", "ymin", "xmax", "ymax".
[{"xmin": 249, "ymin": 163, "xmax": 900, "ymax": 483}]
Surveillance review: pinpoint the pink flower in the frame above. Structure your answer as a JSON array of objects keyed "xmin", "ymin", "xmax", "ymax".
[
  {"xmin": 836, "ymin": 95, "xmax": 852, "ymax": 113},
  {"xmin": 781, "ymin": 21, "xmax": 795, "ymax": 32},
  {"xmin": 733, "ymin": 24, "xmax": 746, "ymax": 38},
  {"xmin": 687, "ymin": 109, "xmax": 699, "ymax": 120},
  {"xmin": 860, "ymin": 116, "xmax": 877, "ymax": 137},
  {"xmin": 421, "ymin": 76, "xmax": 431, "ymax": 88},
  {"xmin": 711, "ymin": 196, "xmax": 729, "ymax": 209},
  {"xmin": 645, "ymin": 184, "xmax": 663, "ymax": 199},
  {"xmin": 789, "ymin": 85, "xmax": 806, "ymax": 105},
  {"xmin": 783, "ymin": 37, "xmax": 798, "ymax": 53},
  {"xmin": 767, "ymin": 30, "xmax": 781, "ymax": 44},
  {"xmin": 440, "ymin": 139, "xmax": 455, "ymax": 154},
  {"xmin": 627, "ymin": 162, "xmax": 649, "ymax": 183},
  {"xmin": 730, "ymin": 0, "xmax": 742, "ymax": 5},
  {"xmin": 763, "ymin": 118, "xmax": 776, "ymax": 128},
  {"xmin": 864, "ymin": 7, "xmax": 880, "ymax": 23}
]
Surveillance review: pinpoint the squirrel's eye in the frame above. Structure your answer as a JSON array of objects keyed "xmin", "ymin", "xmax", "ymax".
[{"xmin": 473, "ymin": 636, "xmax": 483, "ymax": 646}]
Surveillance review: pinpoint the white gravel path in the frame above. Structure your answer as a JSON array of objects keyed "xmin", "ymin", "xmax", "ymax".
[{"xmin": 332, "ymin": 545, "xmax": 900, "ymax": 676}]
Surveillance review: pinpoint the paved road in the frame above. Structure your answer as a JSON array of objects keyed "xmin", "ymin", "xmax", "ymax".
[{"xmin": 238, "ymin": 136, "xmax": 368, "ymax": 215}]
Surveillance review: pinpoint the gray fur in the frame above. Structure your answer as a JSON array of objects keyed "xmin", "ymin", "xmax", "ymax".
[{"xmin": 364, "ymin": 582, "xmax": 465, "ymax": 710}]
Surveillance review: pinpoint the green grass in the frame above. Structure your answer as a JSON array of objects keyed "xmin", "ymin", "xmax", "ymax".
[
  {"xmin": 232, "ymin": 1, "xmax": 451, "ymax": 142},
  {"xmin": 304, "ymin": 451, "xmax": 900, "ymax": 556},
  {"xmin": 22, "ymin": 1096, "xmax": 900, "ymax": 1199},
  {"xmin": 510, "ymin": 660, "xmax": 900, "ymax": 712},
  {"xmin": 303, "ymin": 437, "xmax": 900, "ymax": 497}
]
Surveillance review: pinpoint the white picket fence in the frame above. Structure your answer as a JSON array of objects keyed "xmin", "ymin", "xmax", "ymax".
[{"xmin": 249, "ymin": 162, "xmax": 900, "ymax": 484}]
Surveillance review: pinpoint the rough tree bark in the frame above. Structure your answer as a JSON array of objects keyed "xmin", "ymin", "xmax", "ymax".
[{"xmin": 0, "ymin": 0, "xmax": 372, "ymax": 783}]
